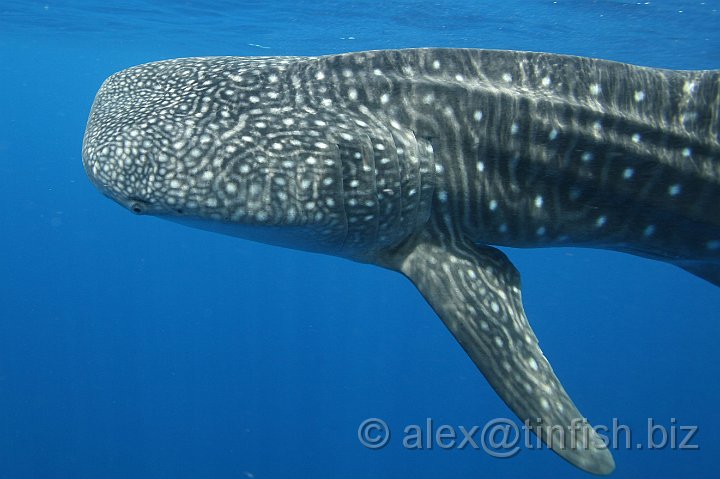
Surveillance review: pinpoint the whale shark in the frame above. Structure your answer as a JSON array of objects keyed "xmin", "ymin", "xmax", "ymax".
[{"xmin": 81, "ymin": 48, "xmax": 720, "ymax": 475}]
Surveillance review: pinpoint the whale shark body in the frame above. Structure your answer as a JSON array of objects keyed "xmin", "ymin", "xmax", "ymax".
[{"xmin": 82, "ymin": 48, "xmax": 720, "ymax": 474}]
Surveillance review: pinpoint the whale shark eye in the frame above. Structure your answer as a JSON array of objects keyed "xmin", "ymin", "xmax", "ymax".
[{"xmin": 128, "ymin": 198, "xmax": 147, "ymax": 215}]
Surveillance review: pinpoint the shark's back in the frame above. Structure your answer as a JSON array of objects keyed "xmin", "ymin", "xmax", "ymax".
[{"xmin": 313, "ymin": 49, "xmax": 720, "ymax": 281}]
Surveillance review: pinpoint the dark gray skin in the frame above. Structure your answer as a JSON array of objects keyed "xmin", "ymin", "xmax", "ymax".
[{"xmin": 82, "ymin": 48, "xmax": 720, "ymax": 475}]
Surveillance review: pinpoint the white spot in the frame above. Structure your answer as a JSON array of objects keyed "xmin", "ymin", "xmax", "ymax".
[
  {"xmin": 268, "ymin": 74, "xmax": 278, "ymax": 83},
  {"xmin": 349, "ymin": 179, "xmax": 359, "ymax": 188},
  {"xmin": 169, "ymin": 179, "xmax": 181, "ymax": 189},
  {"xmin": 314, "ymin": 142, "xmax": 329, "ymax": 149},
  {"xmin": 282, "ymin": 118, "xmax": 294, "ymax": 126},
  {"xmin": 528, "ymin": 357, "xmax": 539, "ymax": 371},
  {"xmin": 683, "ymin": 81, "xmax": 697, "ymax": 94},
  {"xmin": 596, "ymin": 215, "xmax": 607, "ymax": 227},
  {"xmin": 301, "ymin": 179, "xmax": 312, "ymax": 190},
  {"xmin": 342, "ymin": 69, "xmax": 353, "ymax": 78},
  {"xmin": 592, "ymin": 121, "xmax": 602, "ymax": 131},
  {"xmin": 682, "ymin": 113, "xmax": 699, "ymax": 124},
  {"xmin": 549, "ymin": 129, "xmax": 558, "ymax": 141},
  {"xmin": 494, "ymin": 337, "xmax": 504, "ymax": 347},
  {"xmin": 315, "ymin": 71, "xmax": 325, "ymax": 80},
  {"xmin": 249, "ymin": 184, "xmax": 262, "ymax": 196},
  {"xmin": 534, "ymin": 195, "xmax": 544, "ymax": 208},
  {"xmin": 348, "ymin": 88, "xmax": 358, "ymax": 100},
  {"xmin": 380, "ymin": 93, "xmax": 390, "ymax": 104},
  {"xmin": 477, "ymin": 161, "xmax": 485, "ymax": 172},
  {"xmin": 248, "ymin": 95, "xmax": 260, "ymax": 103},
  {"xmin": 225, "ymin": 183, "xmax": 237, "ymax": 194},
  {"xmin": 473, "ymin": 110, "xmax": 483, "ymax": 121},
  {"xmin": 706, "ymin": 240, "xmax": 720, "ymax": 250},
  {"xmin": 590, "ymin": 83, "xmax": 601, "ymax": 96},
  {"xmin": 240, "ymin": 164, "xmax": 251, "ymax": 173},
  {"xmin": 502, "ymin": 73, "xmax": 512, "ymax": 83},
  {"xmin": 201, "ymin": 171, "xmax": 214, "ymax": 181},
  {"xmin": 272, "ymin": 142, "xmax": 283, "ymax": 150},
  {"xmin": 581, "ymin": 152, "xmax": 594, "ymax": 162},
  {"xmin": 623, "ymin": 168, "xmax": 634, "ymax": 179},
  {"xmin": 255, "ymin": 121, "xmax": 267, "ymax": 129},
  {"xmin": 634, "ymin": 90, "xmax": 645, "ymax": 102},
  {"xmin": 540, "ymin": 398, "xmax": 550, "ymax": 410},
  {"xmin": 305, "ymin": 156, "xmax": 317, "ymax": 165},
  {"xmin": 491, "ymin": 302, "xmax": 500, "ymax": 313},
  {"xmin": 682, "ymin": 147, "xmax": 692, "ymax": 157},
  {"xmin": 510, "ymin": 123, "xmax": 519, "ymax": 135},
  {"xmin": 373, "ymin": 68, "xmax": 382, "ymax": 76},
  {"xmin": 432, "ymin": 60, "xmax": 441, "ymax": 69},
  {"xmin": 668, "ymin": 184, "xmax": 681, "ymax": 196},
  {"xmin": 632, "ymin": 133, "xmax": 642, "ymax": 143},
  {"xmin": 643, "ymin": 225, "xmax": 656, "ymax": 237},
  {"xmin": 489, "ymin": 199, "xmax": 498, "ymax": 211},
  {"xmin": 541, "ymin": 76, "xmax": 551, "ymax": 87},
  {"xmin": 455, "ymin": 74, "xmax": 465, "ymax": 81},
  {"xmin": 321, "ymin": 98, "xmax": 332, "ymax": 107},
  {"xmin": 438, "ymin": 191, "xmax": 448, "ymax": 202}
]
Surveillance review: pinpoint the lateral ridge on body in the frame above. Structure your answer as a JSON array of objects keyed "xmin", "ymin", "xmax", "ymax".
[{"xmin": 82, "ymin": 48, "xmax": 720, "ymax": 475}]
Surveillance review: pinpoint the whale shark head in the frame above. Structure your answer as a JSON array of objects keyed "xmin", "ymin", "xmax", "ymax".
[
  {"xmin": 82, "ymin": 57, "xmax": 358, "ymax": 253},
  {"xmin": 83, "ymin": 55, "xmax": 435, "ymax": 257}
]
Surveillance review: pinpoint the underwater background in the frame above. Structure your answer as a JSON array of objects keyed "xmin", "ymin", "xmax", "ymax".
[{"xmin": 1, "ymin": 1, "xmax": 719, "ymax": 477}]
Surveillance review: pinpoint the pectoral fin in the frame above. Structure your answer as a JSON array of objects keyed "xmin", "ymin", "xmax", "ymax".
[{"xmin": 378, "ymin": 228, "xmax": 614, "ymax": 475}]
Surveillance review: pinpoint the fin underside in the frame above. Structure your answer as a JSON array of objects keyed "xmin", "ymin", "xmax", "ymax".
[{"xmin": 378, "ymin": 227, "xmax": 615, "ymax": 475}]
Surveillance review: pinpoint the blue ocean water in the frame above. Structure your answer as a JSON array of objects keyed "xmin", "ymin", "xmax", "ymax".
[{"xmin": 1, "ymin": 0, "xmax": 719, "ymax": 477}]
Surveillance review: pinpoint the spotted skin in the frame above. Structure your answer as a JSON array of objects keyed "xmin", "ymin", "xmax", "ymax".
[{"xmin": 82, "ymin": 49, "xmax": 720, "ymax": 475}]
